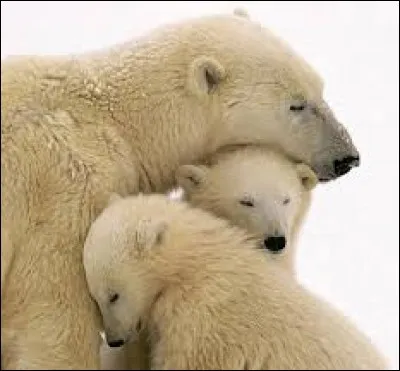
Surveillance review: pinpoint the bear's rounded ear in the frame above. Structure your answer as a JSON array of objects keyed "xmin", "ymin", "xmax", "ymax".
[
  {"xmin": 176, "ymin": 165, "xmax": 209, "ymax": 194},
  {"xmin": 233, "ymin": 7, "xmax": 250, "ymax": 20},
  {"xmin": 107, "ymin": 192, "xmax": 123, "ymax": 207},
  {"xmin": 296, "ymin": 164, "xmax": 318, "ymax": 191},
  {"xmin": 188, "ymin": 56, "xmax": 226, "ymax": 97}
]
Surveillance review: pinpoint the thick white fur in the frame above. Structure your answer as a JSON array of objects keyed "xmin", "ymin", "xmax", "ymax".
[
  {"xmin": 86, "ymin": 194, "xmax": 388, "ymax": 370},
  {"xmin": 177, "ymin": 145, "xmax": 318, "ymax": 274},
  {"xmin": 2, "ymin": 9, "xmax": 358, "ymax": 368}
]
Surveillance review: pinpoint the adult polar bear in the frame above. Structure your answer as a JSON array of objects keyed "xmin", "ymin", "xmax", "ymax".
[{"xmin": 1, "ymin": 9, "xmax": 359, "ymax": 369}]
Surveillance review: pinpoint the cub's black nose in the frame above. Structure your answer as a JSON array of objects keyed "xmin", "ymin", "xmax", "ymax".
[
  {"xmin": 264, "ymin": 236, "xmax": 286, "ymax": 253},
  {"xmin": 107, "ymin": 339, "xmax": 125, "ymax": 348},
  {"xmin": 333, "ymin": 156, "xmax": 360, "ymax": 177}
]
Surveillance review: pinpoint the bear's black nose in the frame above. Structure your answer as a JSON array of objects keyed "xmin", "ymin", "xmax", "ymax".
[
  {"xmin": 333, "ymin": 156, "xmax": 360, "ymax": 177},
  {"xmin": 264, "ymin": 236, "xmax": 286, "ymax": 253},
  {"xmin": 107, "ymin": 339, "xmax": 125, "ymax": 348}
]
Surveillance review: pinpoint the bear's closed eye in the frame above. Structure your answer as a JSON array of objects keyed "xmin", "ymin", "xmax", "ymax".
[
  {"xmin": 289, "ymin": 104, "xmax": 306, "ymax": 111},
  {"xmin": 109, "ymin": 293, "xmax": 119, "ymax": 304},
  {"xmin": 239, "ymin": 199, "xmax": 254, "ymax": 207}
]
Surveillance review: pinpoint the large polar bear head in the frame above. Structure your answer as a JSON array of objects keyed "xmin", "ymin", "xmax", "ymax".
[{"xmin": 170, "ymin": 9, "xmax": 360, "ymax": 181}]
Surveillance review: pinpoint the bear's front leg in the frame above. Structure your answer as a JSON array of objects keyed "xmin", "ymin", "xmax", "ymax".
[{"xmin": 1, "ymin": 237, "xmax": 102, "ymax": 370}]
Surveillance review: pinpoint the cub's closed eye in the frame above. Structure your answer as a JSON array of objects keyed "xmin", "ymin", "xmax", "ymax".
[
  {"xmin": 290, "ymin": 103, "xmax": 306, "ymax": 112},
  {"xmin": 109, "ymin": 293, "xmax": 119, "ymax": 304},
  {"xmin": 239, "ymin": 199, "xmax": 254, "ymax": 207},
  {"xmin": 283, "ymin": 198, "xmax": 290, "ymax": 205}
]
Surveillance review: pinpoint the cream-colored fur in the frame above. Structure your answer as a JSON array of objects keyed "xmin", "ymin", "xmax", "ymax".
[
  {"xmin": 2, "ymin": 9, "xmax": 359, "ymax": 368},
  {"xmin": 108, "ymin": 146, "xmax": 317, "ymax": 370},
  {"xmin": 177, "ymin": 146, "xmax": 317, "ymax": 274},
  {"xmin": 84, "ymin": 194, "xmax": 388, "ymax": 370}
]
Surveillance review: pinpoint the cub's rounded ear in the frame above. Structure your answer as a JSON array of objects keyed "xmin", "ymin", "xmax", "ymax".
[
  {"xmin": 176, "ymin": 165, "xmax": 209, "ymax": 194},
  {"xmin": 296, "ymin": 164, "xmax": 318, "ymax": 191},
  {"xmin": 233, "ymin": 8, "xmax": 250, "ymax": 19},
  {"xmin": 107, "ymin": 192, "xmax": 123, "ymax": 207},
  {"xmin": 188, "ymin": 56, "xmax": 226, "ymax": 98}
]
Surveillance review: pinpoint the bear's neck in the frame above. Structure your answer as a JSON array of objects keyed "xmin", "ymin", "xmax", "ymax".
[
  {"xmin": 146, "ymin": 236, "xmax": 271, "ymax": 340},
  {"xmin": 75, "ymin": 40, "xmax": 218, "ymax": 193},
  {"xmin": 45, "ymin": 38, "xmax": 218, "ymax": 194},
  {"xmin": 153, "ymin": 226, "xmax": 264, "ymax": 291}
]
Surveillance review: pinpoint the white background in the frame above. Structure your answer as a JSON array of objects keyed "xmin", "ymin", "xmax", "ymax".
[{"xmin": 2, "ymin": 1, "xmax": 399, "ymax": 368}]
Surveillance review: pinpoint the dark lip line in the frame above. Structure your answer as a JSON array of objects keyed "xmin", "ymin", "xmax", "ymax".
[{"xmin": 318, "ymin": 177, "xmax": 333, "ymax": 183}]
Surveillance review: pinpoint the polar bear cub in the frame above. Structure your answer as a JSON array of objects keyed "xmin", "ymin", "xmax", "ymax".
[
  {"xmin": 176, "ymin": 146, "xmax": 318, "ymax": 274},
  {"xmin": 85, "ymin": 194, "xmax": 388, "ymax": 370},
  {"xmin": 100, "ymin": 147, "xmax": 318, "ymax": 369}
]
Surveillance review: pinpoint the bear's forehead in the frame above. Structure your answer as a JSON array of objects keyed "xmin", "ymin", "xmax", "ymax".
[
  {"xmin": 172, "ymin": 15, "xmax": 323, "ymax": 95},
  {"xmin": 209, "ymin": 168, "xmax": 300, "ymax": 201},
  {"xmin": 212, "ymin": 157, "xmax": 296, "ymax": 183}
]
